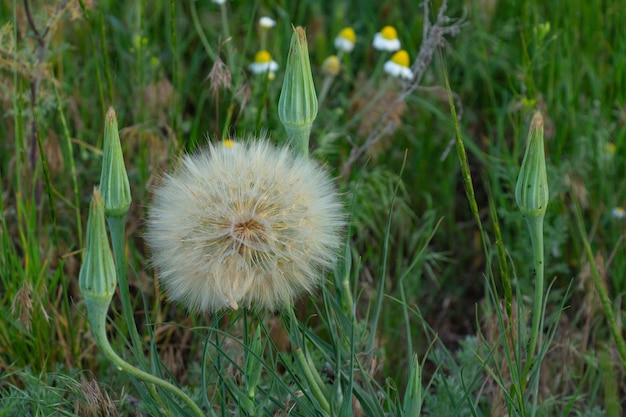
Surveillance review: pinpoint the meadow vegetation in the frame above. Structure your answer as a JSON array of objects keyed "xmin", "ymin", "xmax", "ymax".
[{"xmin": 1, "ymin": 0, "xmax": 625, "ymax": 415}]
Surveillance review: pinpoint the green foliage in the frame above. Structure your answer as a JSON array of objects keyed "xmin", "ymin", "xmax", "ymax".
[{"xmin": 1, "ymin": 0, "xmax": 625, "ymax": 415}]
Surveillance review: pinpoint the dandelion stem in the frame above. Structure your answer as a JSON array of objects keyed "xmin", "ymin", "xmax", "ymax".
[
  {"xmin": 294, "ymin": 347, "xmax": 331, "ymax": 414},
  {"xmin": 86, "ymin": 300, "xmax": 205, "ymax": 417},
  {"xmin": 107, "ymin": 215, "xmax": 145, "ymax": 361},
  {"xmin": 522, "ymin": 214, "xmax": 544, "ymax": 384}
]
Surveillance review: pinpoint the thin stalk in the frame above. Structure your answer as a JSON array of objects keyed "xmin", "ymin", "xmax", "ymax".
[
  {"xmin": 219, "ymin": 1, "xmax": 232, "ymax": 68},
  {"xmin": 367, "ymin": 152, "xmax": 407, "ymax": 351},
  {"xmin": 190, "ymin": 0, "xmax": 217, "ymax": 61},
  {"xmin": 522, "ymin": 215, "xmax": 544, "ymax": 386},
  {"xmin": 293, "ymin": 347, "xmax": 330, "ymax": 414},
  {"xmin": 77, "ymin": 0, "xmax": 106, "ymax": 118},
  {"xmin": 107, "ymin": 215, "xmax": 144, "ymax": 360},
  {"xmin": 98, "ymin": 0, "xmax": 114, "ymax": 103},
  {"xmin": 170, "ymin": 0, "xmax": 181, "ymax": 147},
  {"xmin": 255, "ymin": 72, "xmax": 271, "ymax": 133},
  {"xmin": 32, "ymin": 106, "xmax": 59, "ymax": 251},
  {"xmin": 87, "ymin": 302, "xmax": 205, "ymax": 417},
  {"xmin": 53, "ymin": 83, "xmax": 82, "ymax": 249}
]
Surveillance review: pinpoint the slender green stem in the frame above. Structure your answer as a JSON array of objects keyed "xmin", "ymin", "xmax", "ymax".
[
  {"xmin": 87, "ymin": 302, "xmax": 205, "ymax": 417},
  {"xmin": 219, "ymin": 3, "xmax": 230, "ymax": 40},
  {"xmin": 219, "ymin": 2, "xmax": 234, "ymax": 71},
  {"xmin": 170, "ymin": 0, "xmax": 181, "ymax": 147},
  {"xmin": 53, "ymin": 83, "xmax": 82, "ymax": 250},
  {"xmin": 294, "ymin": 347, "xmax": 330, "ymax": 414},
  {"xmin": 107, "ymin": 215, "xmax": 144, "ymax": 360},
  {"xmin": 255, "ymin": 72, "xmax": 271, "ymax": 134},
  {"xmin": 33, "ymin": 106, "xmax": 59, "ymax": 251},
  {"xmin": 190, "ymin": 0, "xmax": 217, "ymax": 61},
  {"xmin": 98, "ymin": 0, "xmax": 114, "ymax": 104},
  {"xmin": 77, "ymin": 0, "xmax": 105, "ymax": 118},
  {"xmin": 285, "ymin": 308, "xmax": 330, "ymax": 414},
  {"xmin": 522, "ymin": 215, "xmax": 544, "ymax": 384},
  {"xmin": 574, "ymin": 204, "xmax": 626, "ymax": 371},
  {"xmin": 367, "ymin": 152, "xmax": 407, "ymax": 351}
]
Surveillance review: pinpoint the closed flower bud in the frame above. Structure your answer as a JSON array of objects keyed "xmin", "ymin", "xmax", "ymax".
[
  {"xmin": 278, "ymin": 26, "xmax": 318, "ymax": 156},
  {"xmin": 100, "ymin": 107, "xmax": 132, "ymax": 217},
  {"xmin": 79, "ymin": 189, "xmax": 117, "ymax": 327},
  {"xmin": 515, "ymin": 112, "xmax": 549, "ymax": 218},
  {"xmin": 321, "ymin": 55, "xmax": 341, "ymax": 77}
]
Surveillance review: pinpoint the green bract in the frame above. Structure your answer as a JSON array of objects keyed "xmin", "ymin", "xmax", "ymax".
[
  {"xmin": 79, "ymin": 189, "xmax": 117, "ymax": 323},
  {"xmin": 100, "ymin": 107, "xmax": 132, "ymax": 217},
  {"xmin": 515, "ymin": 112, "xmax": 549, "ymax": 219},
  {"xmin": 278, "ymin": 26, "xmax": 318, "ymax": 156}
]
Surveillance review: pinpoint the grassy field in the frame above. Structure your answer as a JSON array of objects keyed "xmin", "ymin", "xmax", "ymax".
[{"xmin": 1, "ymin": 0, "xmax": 625, "ymax": 415}]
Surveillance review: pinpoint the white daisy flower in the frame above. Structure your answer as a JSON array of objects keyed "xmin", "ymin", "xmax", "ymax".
[
  {"xmin": 248, "ymin": 50, "xmax": 279, "ymax": 75},
  {"xmin": 372, "ymin": 25, "xmax": 401, "ymax": 51},
  {"xmin": 259, "ymin": 16, "xmax": 276, "ymax": 29},
  {"xmin": 383, "ymin": 50, "xmax": 413, "ymax": 80},
  {"xmin": 146, "ymin": 137, "xmax": 345, "ymax": 313},
  {"xmin": 612, "ymin": 206, "xmax": 625, "ymax": 219},
  {"xmin": 334, "ymin": 27, "xmax": 356, "ymax": 53}
]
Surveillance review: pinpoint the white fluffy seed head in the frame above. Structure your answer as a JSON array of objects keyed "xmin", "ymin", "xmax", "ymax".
[{"xmin": 145, "ymin": 137, "xmax": 344, "ymax": 313}]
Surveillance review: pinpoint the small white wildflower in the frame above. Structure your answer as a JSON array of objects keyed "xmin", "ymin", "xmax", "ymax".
[
  {"xmin": 372, "ymin": 25, "xmax": 401, "ymax": 52},
  {"xmin": 383, "ymin": 50, "xmax": 413, "ymax": 80},
  {"xmin": 248, "ymin": 50, "xmax": 279, "ymax": 75},
  {"xmin": 212, "ymin": 0, "xmax": 227, "ymax": 4},
  {"xmin": 612, "ymin": 207, "xmax": 625, "ymax": 219},
  {"xmin": 259, "ymin": 16, "xmax": 276, "ymax": 29},
  {"xmin": 334, "ymin": 27, "xmax": 356, "ymax": 53},
  {"xmin": 146, "ymin": 137, "xmax": 345, "ymax": 313}
]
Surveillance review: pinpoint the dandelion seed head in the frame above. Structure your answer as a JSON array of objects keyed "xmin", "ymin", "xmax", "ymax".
[{"xmin": 146, "ymin": 137, "xmax": 344, "ymax": 313}]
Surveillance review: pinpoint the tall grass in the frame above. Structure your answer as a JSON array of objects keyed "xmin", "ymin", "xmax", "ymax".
[{"xmin": 1, "ymin": 0, "xmax": 624, "ymax": 415}]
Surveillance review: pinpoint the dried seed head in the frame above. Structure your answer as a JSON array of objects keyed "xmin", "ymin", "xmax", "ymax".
[{"xmin": 146, "ymin": 137, "xmax": 344, "ymax": 313}]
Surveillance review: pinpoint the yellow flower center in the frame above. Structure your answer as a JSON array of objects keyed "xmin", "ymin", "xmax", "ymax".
[
  {"xmin": 254, "ymin": 50, "xmax": 272, "ymax": 63},
  {"xmin": 322, "ymin": 55, "xmax": 341, "ymax": 76},
  {"xmin": 338, "ymin": 27, "xmax": 356, "ymax": 43},
  {"xmin": 391, "ymin": 50, "xmax": 410, "ymax": 68},
  {"xmin": 380, "ymin": 26, "xmax": 398, "ymax": 40},
  {"xmin": 222, "ymin": 139, "xmax": 235, "ymax": 148}
]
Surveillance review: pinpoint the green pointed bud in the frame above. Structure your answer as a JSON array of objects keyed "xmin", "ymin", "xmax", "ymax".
[
  {"xmin": 245, "ymin": 325, "xmax": 264, "ymax": 400},
  {"xmin": 79, "ymin": 188, "xmax": 117, "ymax": 329},
  {"xmin": 402, "ymin": 353, "xmax": 423, "ymax": 416},
  {"xmin": 278, "ymin": 26, "xmax": 318, "ymax": 156},
  {"xmin": 515, "ymin": 112, "xmax": 549, "ymax": 218},
  {"xmin": 100, "ymin": 107, "xmax": 132, "ymax": 217}
]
